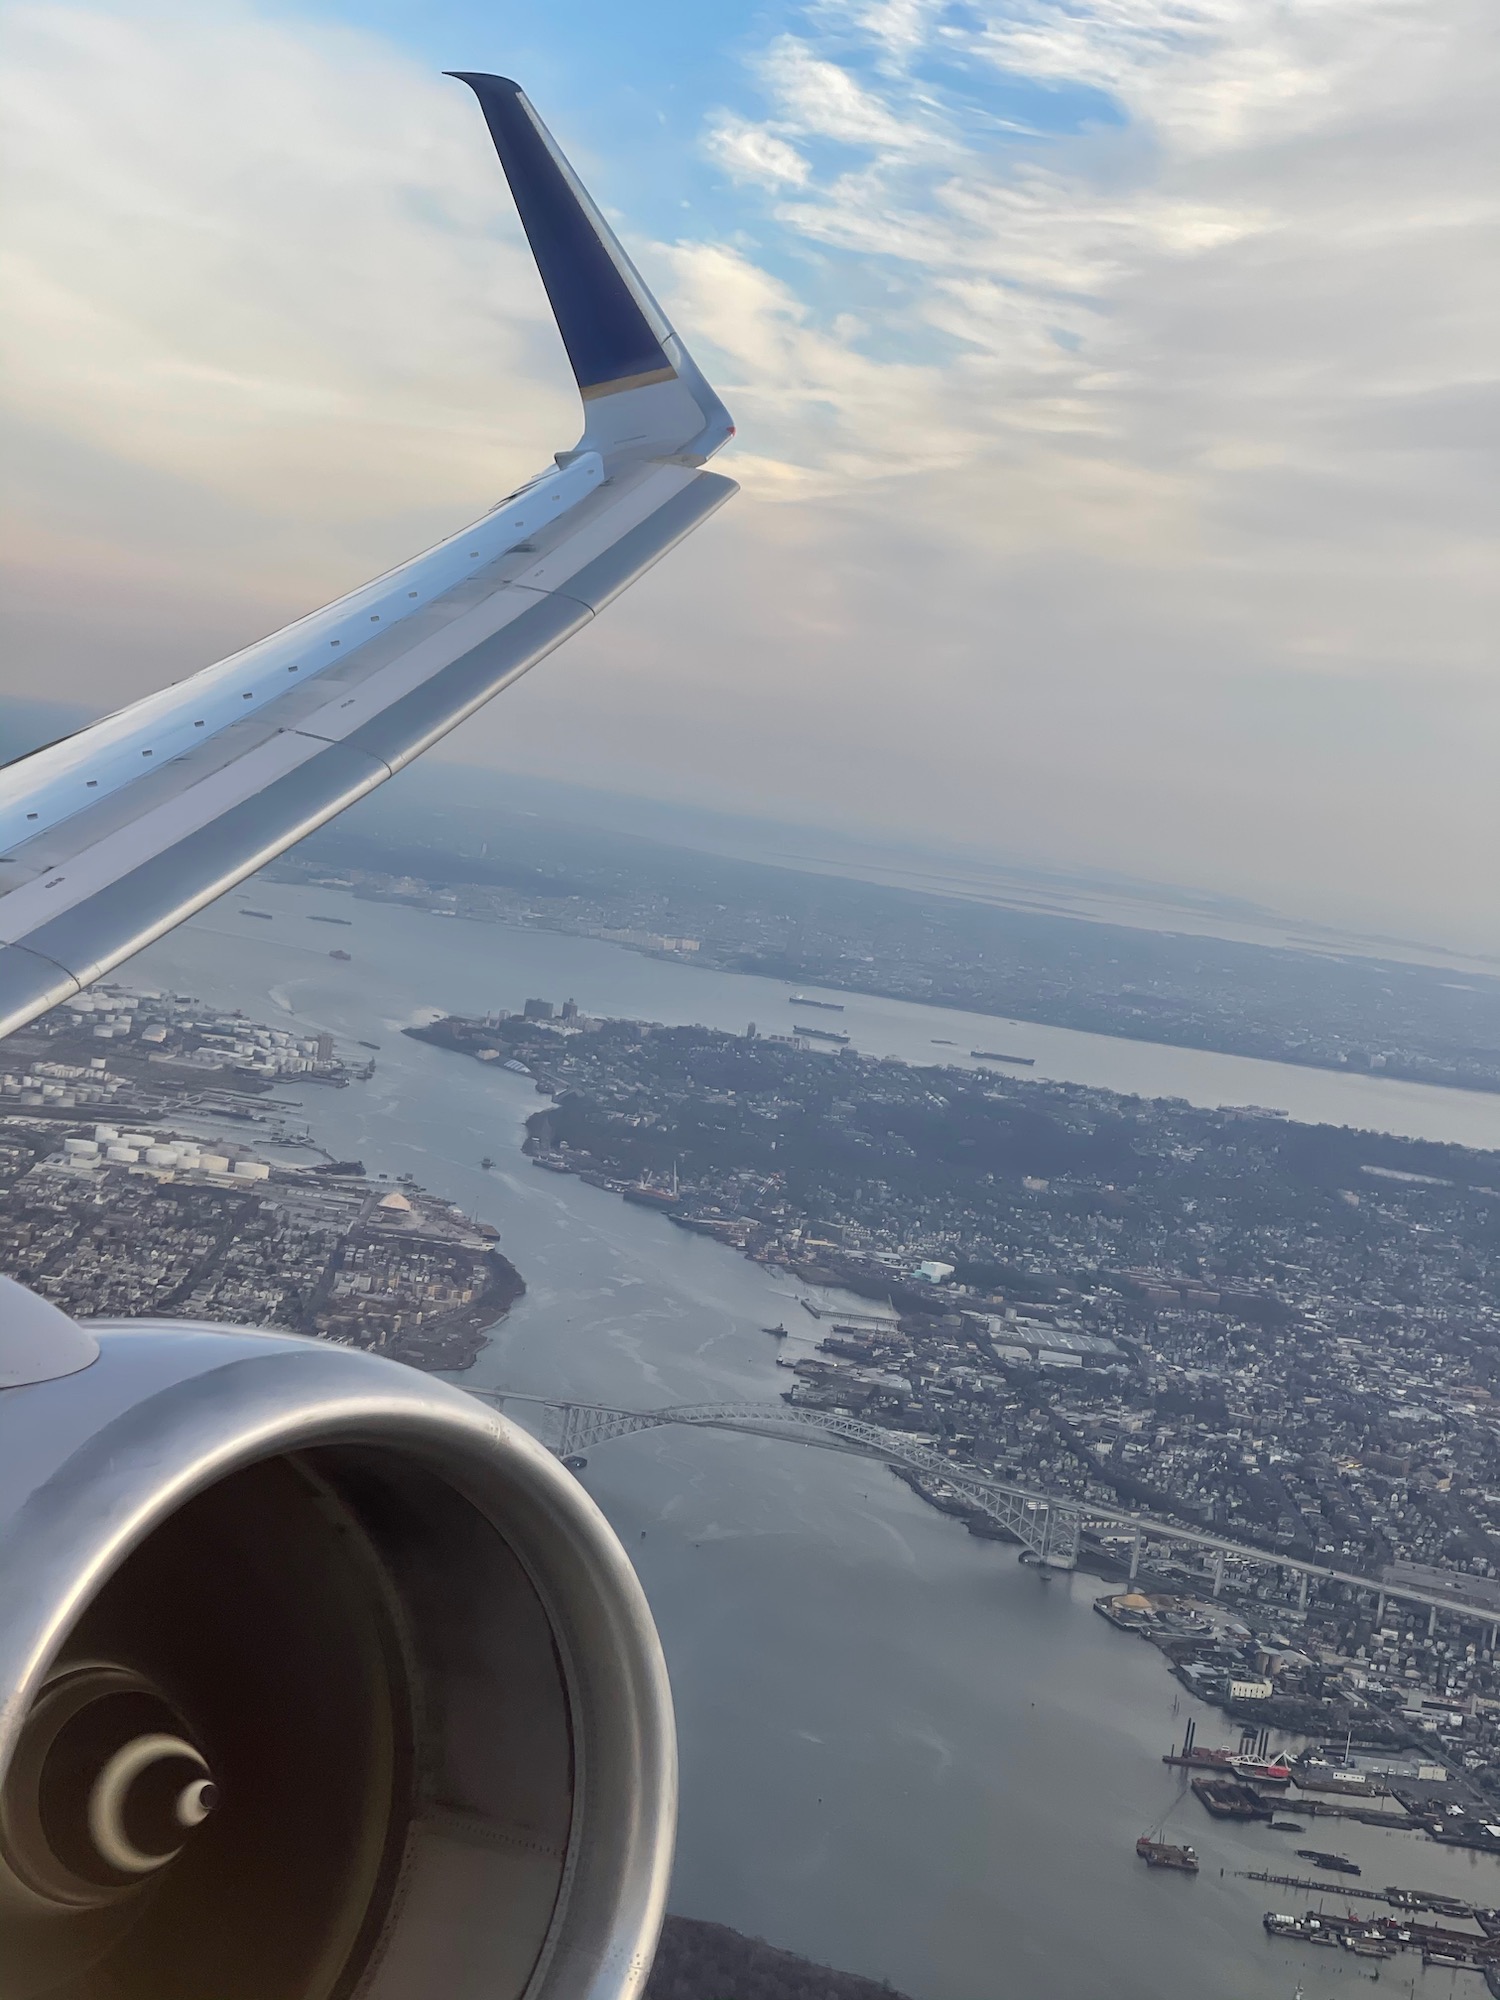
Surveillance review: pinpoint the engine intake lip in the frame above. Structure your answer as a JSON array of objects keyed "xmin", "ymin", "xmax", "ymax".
[{"xmin": 0, "ymin": 1322, "xmax": 676, "ymax": 2000}]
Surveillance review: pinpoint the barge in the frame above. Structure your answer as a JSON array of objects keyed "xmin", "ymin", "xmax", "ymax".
[
  {"xmin": 1136, "ymin": 1835, "xmax": 1199, "ymax": 1874},
  {"xmin": 1296, "ymin": 1848, "xmax": 1361, "ymax": 1875},
  {"xmin": 1192, "ymin": 1775, "xmax": 1272, "ymax": 1820}
]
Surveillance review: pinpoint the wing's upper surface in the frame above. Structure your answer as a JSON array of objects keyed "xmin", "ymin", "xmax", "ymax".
[{"xmin": 0, "ymin": 75, "xmax": 735, "ymax": 1041}]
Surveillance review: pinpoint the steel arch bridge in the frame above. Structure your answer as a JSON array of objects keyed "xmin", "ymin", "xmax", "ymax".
[
  {"xmin": 466, "ymin": 1390, "xmax": 1500, "ymax": 1636},
  {"xmin": 469, "ymin": 1391, "xmax": 1081, "ymax": 1568}
]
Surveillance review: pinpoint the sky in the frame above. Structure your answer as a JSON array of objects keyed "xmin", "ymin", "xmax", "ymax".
[{"xmin": 1, "ymin": 0, "xmax": 1496, "ymax": 947}]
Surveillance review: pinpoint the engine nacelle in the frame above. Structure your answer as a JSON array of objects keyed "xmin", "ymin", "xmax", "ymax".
[{"xmin": 0, "ymin": 1282, "xmax": 674, "ymax": 1999}]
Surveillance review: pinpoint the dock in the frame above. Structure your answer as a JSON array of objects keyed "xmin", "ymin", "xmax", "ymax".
[
  {"xmin": 1260, "ymin": 1900, "xmax": 1500, "ymax": 1966},
  {"xmin": 1242, "ymin": 1871, "xmax": 1499, "ymax": 1926},
  {"xmin": 1242, "ymin": 1871, "xmax": 1386, "ymax": 1902}
]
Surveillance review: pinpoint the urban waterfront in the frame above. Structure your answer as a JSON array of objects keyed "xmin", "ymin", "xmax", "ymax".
[{"xmin": 124, "ymin": 882, "xmax": 1500, "ymax": 1999}]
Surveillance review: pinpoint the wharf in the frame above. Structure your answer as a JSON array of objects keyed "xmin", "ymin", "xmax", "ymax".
[
  {"xmin": 1290, "ymin": 1797, "xmax": 1410, "ymax": 1826},
  {"xmin": 1242, "ymin": 1872, "xmax": 1497, "ymax": 1925},
  {"xmin": 1260, "ymin": 1899, "xmax": 1498, "ymax": 1966},
  {"xmin": 1242, "ymin": 1871, "xmax": 1385, "ymax": 1902}
]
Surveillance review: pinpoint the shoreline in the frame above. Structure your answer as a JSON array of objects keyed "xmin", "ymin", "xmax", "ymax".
[
  {"xmin": 374, "ymin": 1245, "xmax": 526, "ymax": 1374},
  {"xmin": 316, "ymin": 866, "xmax": 1500, "ymax": 1101},
  {"xmin": 120, "ymin": 904, "xmax": 1500, "ymax": 1998}
]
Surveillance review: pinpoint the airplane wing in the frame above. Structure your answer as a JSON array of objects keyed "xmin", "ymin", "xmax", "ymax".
[{"xmin": 0, "ymin": 74, "xmax": 735, "ymax": 1041}]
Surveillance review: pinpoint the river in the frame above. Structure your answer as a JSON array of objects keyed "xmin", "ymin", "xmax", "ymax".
[{"xmin": 124, "ymin": 882, "xmax": 1500, "ymax": 1999}]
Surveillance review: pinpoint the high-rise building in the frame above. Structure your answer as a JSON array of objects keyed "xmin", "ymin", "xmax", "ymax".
[{"xmin": 523, "ymin": 998, "xmax": 554, "ymax": 1021}]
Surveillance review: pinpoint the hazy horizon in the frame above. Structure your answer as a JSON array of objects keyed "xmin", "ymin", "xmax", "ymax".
[{"xmin": 4, "ymin": 688, "xmax": 1498, "ymax": 977}]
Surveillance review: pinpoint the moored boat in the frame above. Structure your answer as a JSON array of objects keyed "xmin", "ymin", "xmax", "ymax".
[
  {"xmin": 1135, "ymin": 1835, "xmax": 1199, "ymax": 1873},
  {"xmin": 1232, "ymin": 1757, "xmax": 1292, "ymax": 1786},
  {"xmin": 1296, "ymin": 1848, "xmax": 1361, "ymax": 1875}
]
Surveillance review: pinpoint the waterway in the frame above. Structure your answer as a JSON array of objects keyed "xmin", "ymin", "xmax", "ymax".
[
  {"xmin": 194, "ymin": 882, "xmax": 1500, "ymax": 1147},
  {"xmin": 125, "ymin": 883, "xmax": 1500, "ymax": 1999}
]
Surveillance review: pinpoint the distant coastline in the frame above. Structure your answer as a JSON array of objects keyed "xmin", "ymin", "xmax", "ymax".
[{"xmin": 267, "ymin": 854, "xmax": 1500, "ymax": 1104}]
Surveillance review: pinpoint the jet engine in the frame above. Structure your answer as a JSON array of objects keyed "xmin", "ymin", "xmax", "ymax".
[{"xmin": 0, "ymin": 1278, "xmax": 674, "ymax": 2000}]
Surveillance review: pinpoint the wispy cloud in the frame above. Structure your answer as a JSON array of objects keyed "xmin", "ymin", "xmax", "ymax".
[
  {"xmin": 704, "ymin": 114, "xmax": 812, "ymax": 189},
  {"xmin": 0, "ymin": 3, "xmax": 573, "ymax": 538},
  {"xmin": 757, "ymin": 34, "xmax": 947, "ymax": 153}
]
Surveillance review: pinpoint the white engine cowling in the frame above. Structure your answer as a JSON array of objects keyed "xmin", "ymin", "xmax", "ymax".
[{"xmin": 0, "ymin": 1280, "xmax": 674, "ymax": 2000}]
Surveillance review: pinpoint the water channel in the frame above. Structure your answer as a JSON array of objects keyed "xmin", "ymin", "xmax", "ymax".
[{"xmin": 125, "ymin": 882, "xmax": 1500, "ymax": 1998}]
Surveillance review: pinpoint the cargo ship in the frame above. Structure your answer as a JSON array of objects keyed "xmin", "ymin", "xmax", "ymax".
[
  {"xmin": 971, "ymin": 1050, "xmax": 1035, "ymax": 1066},
  {"xmin": 795, "ymin": 1024, "xmax": 851, "ymax": 1044},
  {"xmin": 1135, "ymin": 1835, "xmax": 1199, "ymax": 1873},
  {"xmin": 330, "ymin": 948, "xmax": 352, "ymax": 961},
  {"xmin": 622, "ymin": 1184, "xmax": 680, "ymax": 1210},
  {"xmin": 788, "ymin": 995, "xmax": 844, "ymax": 1012},
  {"xmin": 1263, "ymin": 1913, "xmax": 1339, "ymax": 1946},
  {"xmin": 240, "ymin": 908, "xmax": 274, "ymax": 920}
]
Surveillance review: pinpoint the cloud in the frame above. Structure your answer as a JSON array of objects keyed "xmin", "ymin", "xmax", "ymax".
[
  {"xmin": 661, "ymin": 242, "xmax": 973, "ymax": 489},
  {"xmin": 670, "ymin": 0, "xmax": 1499, "ymax": 938},
  {"xmin": 0, "ymin": 4, "xmax": 574, "ymax": 557},
  {"xmin": 817, "ymin": 0, "xmax": 945, "ymax": 65},
  {"xmin": 757, "ymin": 34, "xmax": 945, "ymax": 154},
  {"xmin": 705, "ymin": 115, "xmax": 811, "ymax": 189},
  {"xmin": 969, "ymin": 0, "xmax": 1468, "ymax": 153}
]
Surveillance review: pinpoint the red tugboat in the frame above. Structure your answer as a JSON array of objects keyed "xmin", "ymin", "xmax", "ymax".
[{"xmin": 1232, "ymin": 1756, "xmax": 1293, "ymax": 1787}]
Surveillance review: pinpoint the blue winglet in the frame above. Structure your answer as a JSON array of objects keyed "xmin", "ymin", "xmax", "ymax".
[{"xmin": 451, "ymin": 72, "xmax": 676, "ymax": 399}]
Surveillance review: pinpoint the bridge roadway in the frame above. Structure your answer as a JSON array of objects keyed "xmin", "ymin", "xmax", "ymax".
[
  {"xmin": 469, "ymin": 1390, "xmax": 1080, "ymax": 1565},
  {"xmin": 467, "ymin": 1389, "xmax": 1500, "ymax": 1631}
]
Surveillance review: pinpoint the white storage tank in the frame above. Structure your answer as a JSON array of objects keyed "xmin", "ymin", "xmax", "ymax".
[
  {"xmin": 232, "ymin": 1160, "xmax": 271, "ymax": 1181},
  {"xmin": 105, "ymin": 1145, "xmax": 139, "ymax": 1164},
  {"xmin": 197, "ymin": 1154, "xmax": 230, "ymax": 1175},
  {"xmin": 63, "ymin": 1138, "xmax": 99, "ymax": 1158},
  {"xmin": 144, "ymin": 1146, "xmax": 179, "ymax": 1167},
  {"xmin": 94, "ymin": 1125, "xmax": 119, "ymax": 1142}
]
